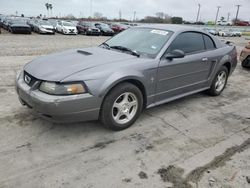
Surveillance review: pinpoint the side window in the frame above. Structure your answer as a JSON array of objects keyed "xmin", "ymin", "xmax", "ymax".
[
  {"xmin": 203, "ymin": 34, "xmax": 216, "ymax": 50},
  {"xmin": 168, "ymin": 32, "xmax": 205, "ymax": 54}
]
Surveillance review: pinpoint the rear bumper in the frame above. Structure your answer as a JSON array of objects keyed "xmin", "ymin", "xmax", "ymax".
[{"xmin": 16, "ymin": 73, "xmax": 102, "ymax": 123}]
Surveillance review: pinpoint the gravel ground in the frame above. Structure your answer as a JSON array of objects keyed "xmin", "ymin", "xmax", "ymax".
[{"xmin": 0, "ymin": 32, "xmax": 249, "ymax": 188}]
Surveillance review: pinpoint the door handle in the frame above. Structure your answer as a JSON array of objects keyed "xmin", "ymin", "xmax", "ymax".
[{"xmin": 202, "ymin": 57, "xmax": 208, "ymax": 62}]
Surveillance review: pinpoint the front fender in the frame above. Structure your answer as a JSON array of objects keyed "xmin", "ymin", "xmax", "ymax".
[{"xmin": 98, "ymin": 70, "xmax": 146, "ymax": 97}]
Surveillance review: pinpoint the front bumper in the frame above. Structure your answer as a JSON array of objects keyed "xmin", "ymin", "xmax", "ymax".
[
  {"xmin": 63, "ymin": 30, "xmax": 77, "ymax": 35},
  {"xmin": 16, "ymin": 73, "xmax": 101, "ymax": 123},
  {"xmin": 86, "ymin": 30, "xmax": 101, "ymax": 35},
  {"xmin": 11, "ymin": 27, "xmax": 31, "ymax": 34},
  {"xmin": 39, "ymin": 29, "xmax": 55, "ymax": 34}
]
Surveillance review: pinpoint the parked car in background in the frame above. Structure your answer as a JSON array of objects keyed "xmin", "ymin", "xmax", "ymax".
[
  {"xmin": 235, "ymin": 21, "xmax": 250, "ymax": 26},
  {"xmin": 0, "ymin": 15, "xmax": 5, "ymax": 28},
  {"xmin": 48, "ymin": 19, "xmax": 58, "ymax": 30},
  {"xmin": 110, "ymin": 23, "xmax": 128, "ymax": 33},
  {"xmin": 218, "ymin": 30, "xmax": 231, "ymax": 37},
  {"xmin": 77, "ymin": 21, "xmax": 100, "ymax": 35},
  {"xmin": 8, "ymin": 19, "xmax": 31, "ymax": 34},
  {"xmin": 217, "ymin": 20, "xmax": 232, "ymax": 26},
  {"xmin": 27, "ymin": 19, "xmax": 36, "ymax": 31},
  {"xmin": 33, "ymin": 19, "xmax": 55, "ymax": 34},
  {"xmin": 56, "ymin": 21, "xmax": 77, "ymax": 35},
  {"xmin": 95, "ymin": 23, "xmax": 114, "ymax": 36},
  {"xmin": 240, "ymin": 42, "xmax": 250, "ymax": 68},
  {"xmin": 2, "ymin": 18, "xmax": 12, "ymax": 30},
  {"xmin": 230, "ymin": 30, "xmax": 242, "ymax": 37},
  {"xmin": 16, "ymin": 25, "xmax": 237, "ymax": 130},
  {"xmin": 203, "ymin": 28, "xmax": 218, "ymax": 36}
]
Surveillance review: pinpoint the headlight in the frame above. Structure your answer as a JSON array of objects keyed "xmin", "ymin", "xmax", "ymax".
[
  {"xmin": 39, "ymin": 27, "xmax": 46, "ymax": 31},
  {"xmin": 16, "ymin": 70, "xmax": 23, "ymax": 80},
  {"xmin": 88, "ymin": 28, "xmax": 92, "ymax": 31},
  {"xmin": 39, "ymin": 82, "xmax": 86, "ymax": 95}
]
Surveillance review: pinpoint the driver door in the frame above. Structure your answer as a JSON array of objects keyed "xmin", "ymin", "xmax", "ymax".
[{"xmin": 155, "ymin": 32, "xmax": 215, "ymax": 102}]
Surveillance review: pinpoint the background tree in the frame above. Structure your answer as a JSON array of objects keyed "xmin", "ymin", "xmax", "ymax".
[
  {"xmin": 93, "ymin": 12, "xmax": 103, "ymax": 19},
  {"xmin": 171, "ymin": 17, "xmax": 183, "ymax": 24},
  {"xmin": 45, "ymin": 3, "xmax": 49, "ymax": 17},
  {"xmin": 48, "ymin": 4, "xmax": 53, "ymax": 17},
  {"xmin": 220, "ymin": 16, "xmax": 225, "ymax": 21}
]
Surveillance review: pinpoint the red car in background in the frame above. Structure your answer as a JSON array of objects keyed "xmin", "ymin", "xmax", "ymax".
[
  {"xmin": 110, "ymin": 23, "xmax": 128, "ymax": 33},
  {"xmin": 235, "ymin": 21, "xmax": 250, "ymax": 26}
]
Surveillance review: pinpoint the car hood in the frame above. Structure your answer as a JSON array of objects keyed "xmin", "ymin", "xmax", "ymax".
[
  {"xmin": 11, "ymin": 23, "xmax": 29, "ymax": 27},
  {"xmin": 63, "ymin": 26, "xmax": 76, "ymax": 29},
  {"xmin": 24, "ymin": 47, "xmax": 137, "ymax": 81},
  {"xmin": 102, "ymin": 28, "xmax": 113, "ymax": 32},
  {"xmin": 41, "ymin": 25, "xmax": 53, "ymax": 29}
]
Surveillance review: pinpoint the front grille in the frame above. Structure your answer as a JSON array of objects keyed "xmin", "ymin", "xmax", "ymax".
[
  {"xmin": 23, "ymin": 71, "xmax": 39, "ymax": 87},
  {"xmin": 69, "ymin": 29, "xmax": 74, "ymax": 33}
]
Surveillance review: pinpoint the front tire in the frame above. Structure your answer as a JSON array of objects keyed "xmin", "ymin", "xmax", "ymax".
[
  {"xmin": 100, "ymin": 83, "xmax": 143, "ymax": 131},
  {"xmin": 207, "ymin": 66, "xmax": 229, "ymax": 96}
]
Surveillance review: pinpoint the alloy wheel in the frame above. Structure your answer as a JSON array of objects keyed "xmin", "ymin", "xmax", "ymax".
[
  {"xmin": 112, "ymin": 92, "xmax": 138, "ymax": 125},
  {"xmin": 215, "ymin": 71, "xmax": 227, "ymax": 92}
]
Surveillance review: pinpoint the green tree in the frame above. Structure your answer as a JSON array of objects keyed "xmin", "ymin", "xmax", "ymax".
[{"xmin": 171, "ymin": 17, "xmax": 183, "ymax": 24}]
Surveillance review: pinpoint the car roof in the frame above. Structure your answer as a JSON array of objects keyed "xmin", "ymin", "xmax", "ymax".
[{"xmin": 136, "ymin": 24, "xmax": 205, "ymax": 33}]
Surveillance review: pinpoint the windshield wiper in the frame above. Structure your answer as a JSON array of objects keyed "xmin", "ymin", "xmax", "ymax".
[
  {"xmin": 110, "ymin": 45, "xmax": 140, "ymax": 57},
  {"xmin": 100, "ymin": 42, "xmax": 110, "ymax": 49}
]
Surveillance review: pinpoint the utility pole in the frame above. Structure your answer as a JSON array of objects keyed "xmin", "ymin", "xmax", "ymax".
[
  {"xmin": 196, "ymin": 4, "xmax": 201, "ymax": 22},
  {"xmin": 227, "ymin": 12, "xmax": 230, "ymax": 21},
  {"xmin": 215, "ymin": 6, "xmax": 221, "ymax": 25},
  {"xmin": 133, "ymin": 11, "xmax": 136, "ymax": 22},
  {"xmin": 90, "ymin": 0, "xmax": 93, "ymax": 18},
  {"xmin": 235, "ymin": 5, "xmax": 241, "ymax": 23},
  {"xmin": 119, "ymin": 10, "xmax": 122, "ymax": 21}
]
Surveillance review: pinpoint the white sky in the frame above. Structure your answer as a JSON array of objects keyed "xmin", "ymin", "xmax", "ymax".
[{"xmin": 0, "ymin": 0, "xmax": 249, "ymax": 21}]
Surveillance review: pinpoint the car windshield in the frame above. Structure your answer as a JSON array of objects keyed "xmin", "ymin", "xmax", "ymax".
[
  {"xmin": 84, "ymin": 22, "xmax": 95, "ymax": 27},
  {"xmin": 105, "ymin": 27, "xmax": 172, "ymax": 58},
  {"xmin": 63, "ymin": 22, "xmax": 74, "ymax": 26},
  {"xmin": 99, "ymin": 23, "xmax": 109, "ymax": 28}
]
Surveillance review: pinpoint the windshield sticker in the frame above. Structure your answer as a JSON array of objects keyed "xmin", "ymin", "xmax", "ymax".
[{"xmin": 150, "ymin": 30, "xmax": 168, "ymax": 35}]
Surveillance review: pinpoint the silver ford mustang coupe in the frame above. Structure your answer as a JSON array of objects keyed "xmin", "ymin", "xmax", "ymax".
[{"xmin": 16, "ymin": 25, "xmax": 237, "ymax": 130}]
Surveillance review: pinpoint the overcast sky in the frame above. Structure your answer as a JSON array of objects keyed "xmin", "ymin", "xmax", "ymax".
[{"xmin": 0, "ymin": 0, "xmax": 249, "ymax": 21}]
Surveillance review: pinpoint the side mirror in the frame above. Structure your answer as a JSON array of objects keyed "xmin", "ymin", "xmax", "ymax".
[{"xmin": 165, "ymin": 50, "xmax": 185, "ymax": 60}]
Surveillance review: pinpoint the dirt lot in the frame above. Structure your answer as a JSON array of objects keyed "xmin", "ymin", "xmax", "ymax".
[{"xmin": 0, "ymin": 32, "xmax": 249, "ymax": 188}]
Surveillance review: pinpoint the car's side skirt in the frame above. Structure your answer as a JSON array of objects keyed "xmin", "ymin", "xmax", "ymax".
[{"xmin": 146, "ymin": 87, "xmax": 210, "ymax": 109}]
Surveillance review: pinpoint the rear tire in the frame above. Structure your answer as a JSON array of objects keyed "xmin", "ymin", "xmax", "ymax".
[
  {"xmin": 100, "ymin": 83, "xmax": 143, "ymax": 131},
  {"xmin": 242, "ymin": 57, "xmax": 250, "ymax": 68},
  {"xmin": 207, "ymin": 66, "xmax": 229, "ymax": 96}
]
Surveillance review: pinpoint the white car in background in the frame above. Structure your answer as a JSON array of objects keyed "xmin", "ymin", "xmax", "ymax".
[
  {"xmin": 231, "ymin": 30, "xmax": 242, "ymax": 37},
  {"xmin": 56, "ymin": 21, "xmax": 77, "ymax": 35},
  {"xmin": 217, "ymin": 20, "xmax": 232, "ymax": 26},
  {"xmin": 218, "ymin": 30, "xmax": 231, "ymax": 37}
]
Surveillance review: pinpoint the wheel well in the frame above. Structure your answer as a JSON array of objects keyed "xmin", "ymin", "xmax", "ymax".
[
  {"xmin": 104, "ymin": 79, "xmax": 147, "ymax": 109},
  {"xmin": 223, "ymin": 62, "xmax": 231, "ymax": 73},
  {"xmin": 126, "ymin": 79, "xmax": 147, "ymax": 108}
]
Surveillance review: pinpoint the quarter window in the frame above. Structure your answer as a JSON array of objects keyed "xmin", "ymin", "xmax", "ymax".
[
  {"xmin": 168, "ymin": 32, "xmax": 205, "ymax": 54},
  {"xmin": 203, "ymin": 34, "xmax": 216, "ymax": 50}
]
